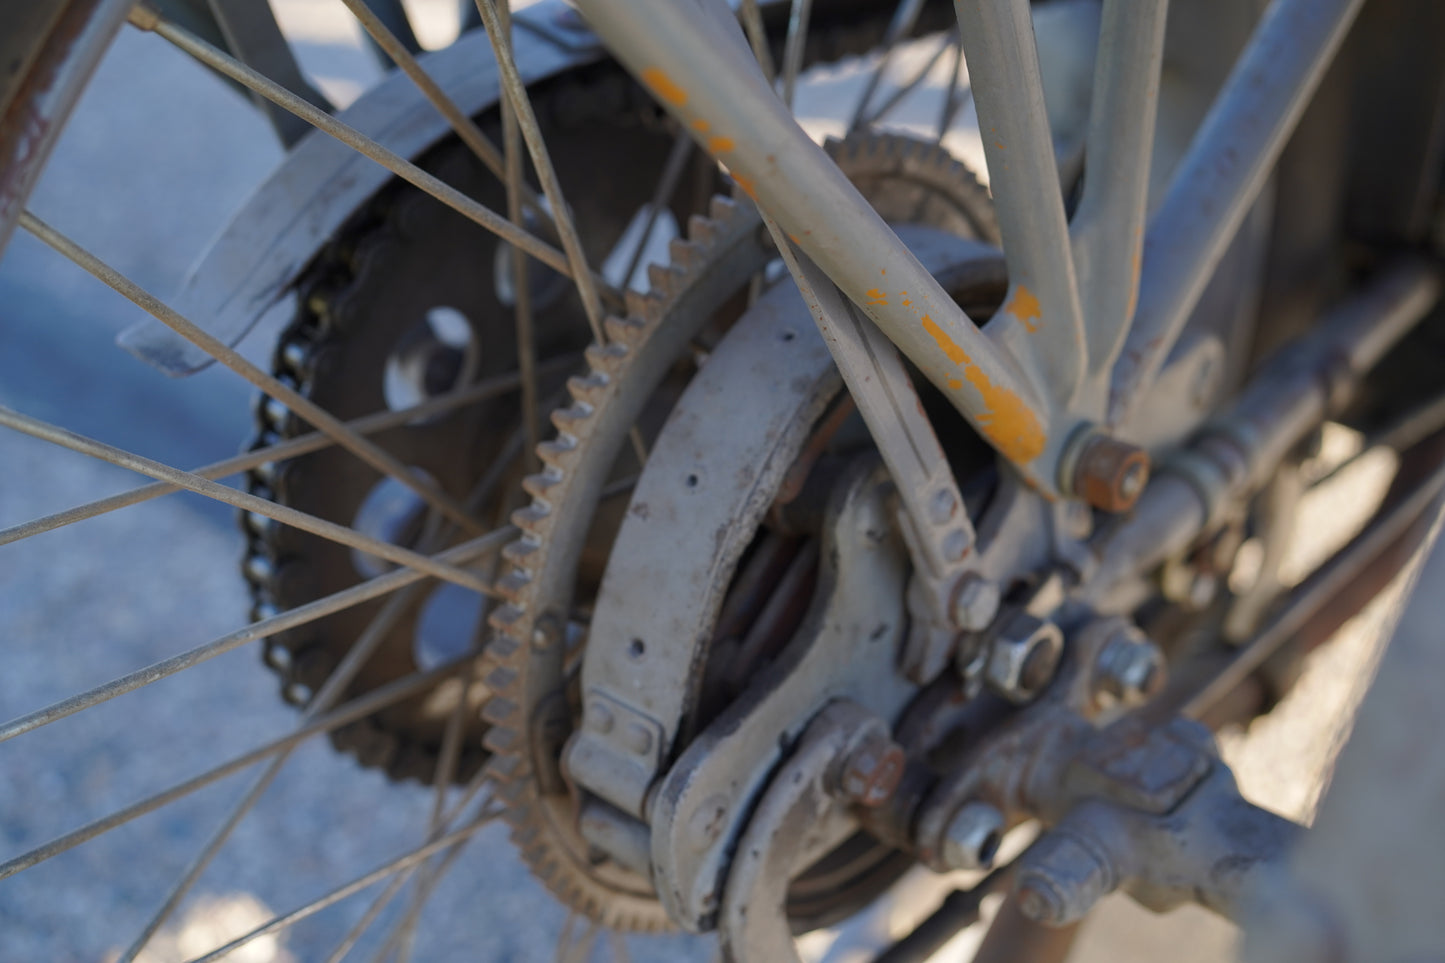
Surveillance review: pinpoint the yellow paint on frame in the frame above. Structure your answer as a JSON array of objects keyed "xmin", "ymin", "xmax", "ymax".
[
  {"xmin": 920, "ymin": 315, "xmax": 1046, "ymax": 464},
  {"xmin": 641, "ymin": 67, "xmax": 688, "ymax": 106},
  {"xmin": 1003, "ymin": 284, "xmax": 1042, "ymax": 333}
]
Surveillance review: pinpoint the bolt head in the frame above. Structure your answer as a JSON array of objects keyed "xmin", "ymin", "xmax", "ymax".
[
  {"xmin": 985, "ymin": 614, "xmax": 1063, "ymax": 704},
  {"xmin": 942, "ymin": 801, "xmax": 1005, "ymax": 870},
  {"xmin": 839, "ymin": 733, "xmax": 905, "ymax": 807},
  {"xmin": 949, "ymin": 574, "xmax": 1001, "ymax": 632},
  {"xmin": 1094, "ymin": 628, "xmax": 1167, "ymax": 706}
]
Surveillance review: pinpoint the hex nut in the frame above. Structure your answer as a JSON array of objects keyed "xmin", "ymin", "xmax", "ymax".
[
  {"xmin": 838, "ymin": 732, "xmax": 906, "ymax": 808},
  {"xmin": 942, "ymin": 801, "xmax": 1005, "ymax": 870},
  {"xmin": 985, "ymin": 613, "xmax": 1064, "ymax": 703},
  {"xmin": 950, "ymin": 574, "xmax": 1001, "ymax": 632}
]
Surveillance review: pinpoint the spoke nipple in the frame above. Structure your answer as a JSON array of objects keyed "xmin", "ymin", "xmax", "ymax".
[{"xmin": 1071, "ymin": 433, "xmax": 1150, "ymax": 513}]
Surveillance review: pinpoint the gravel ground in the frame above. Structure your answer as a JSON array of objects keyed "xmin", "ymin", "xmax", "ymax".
[{"xmin": 0, "ymin": 5, "xmax": 1420, "ymax": 962}]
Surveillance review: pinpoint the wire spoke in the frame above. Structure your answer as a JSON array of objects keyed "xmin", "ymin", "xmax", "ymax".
[
  {"xmin": 737, "ymin": 0, "xmax": 776, "ymax": 81},
  {"xmin": 0, "ymin": 528, "xmax": 509, "ymax": 746},
  {"xmin": 0, "ymin": 355, "xmax": 576, "ymax": 548},
  {"xmin": 115, "ymin": 573, "xmax": 445, "ymax": 962},
  {"xmin": 847, "ymin": 0, "xmax": 928, "ymax": 131},
  {"xmin": 555, "ymin": 913, "xmax": 601, "ymax": 963},
  {"xmin": 0, "ymin": 659, "xmax": 463, "ymax": 882},
  {"xmin": 935, "ymin": 39, "xmax": 969, "ymax": 142},
  {"xmin": 492, "ymin": 0, "xmax": 544, "ymax": 464},
  {"xmin": 183, "ymin": 806, "xmax": 504, "ymax": 963},
  {"xmin": 858, "ymin": 29, "xmax": 958, "ymax": 129},
  {"xmin": 0, "ymin": 403, "xmax": 493, "ymax": 595},
  {"xmin": 337, "ymin": 0, "xmax": 548, "ymax": 222},
  {"xmin": 124, "ymin": 8, "xmax": 603, "ymax": 291},
  {"xmin": 780, "ymin": 0, "xmax": 814, "ymax": 109},
  {"xmin": 472, "ymin": 0, "xmax": 607, "ymax": 343},
  {"xmin": 19, "ymin": 210, "xmax": 486, "ymax": 536},
  {"xmin": 324, "ymin": 765, "xmax": 495, "ymax": 963},
  {"xmin": 620, "ymin": 131, "xmax": 694, "ymax": 292}
]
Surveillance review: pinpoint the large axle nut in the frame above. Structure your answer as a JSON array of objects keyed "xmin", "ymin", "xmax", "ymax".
[{"xmin": 985, "ymin": 613, "xmax": 1064, "ymax": 704}]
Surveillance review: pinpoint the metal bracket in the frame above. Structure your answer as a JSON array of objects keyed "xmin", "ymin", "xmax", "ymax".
[
  {"xmin": 650, "ymin": 458, "xmax": 916, "ymax": 931},
  {"xmin": 717, "ymin": 701, "xmax": 883, "ymax": 963}
]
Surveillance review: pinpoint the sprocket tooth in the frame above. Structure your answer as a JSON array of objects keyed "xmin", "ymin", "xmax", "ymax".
[
  {"xmin": 603, "ymin": 314, "xmax": 647, "ymax": 346},
  {"xmin": 583, "ymin": 341, "xmax": 630, "ymax": 374},
  {"xmin": 502, "ymin": 538, "xmax": 541, "ymax": 567},
  {"xmin": 521, "ymin": 471, "xmax": 563, "ymax": 501},
  {"xmin": 567, "ymin": 371, "xmax": 610, "ymax": 405},
  {"xmin": 646, "ymin": 262, "xmax": 686, "ymax": 296},
  {"xmin": 623, "ymin": 288, "xmax": 652, "ymax": 318},
  {"xmin": 686, "ymin": 214, "xmax": 719, "ymax": 246},
  {"xmin": 511, "ymin": 503, "xmax": 551, "ymax": 536},
  {"xmin": 494, "ymin": 569, "xmax": 532, "ymax": 601},
  {"xmin": 481, "ymin": 696, "xmax": 518, "ymax": 725},
  {"xmin": 482, "ymin": 726, "xmax": 519, "ymax": 754},
  {"xmin": 550, "ymin": 402, "xmax": 594, "ymax": 434},
  {"xmin": 486, "ymin": 664, "xmax": 519, "ymax": 692},
  {"xmin": 667, "ymin": 237, "xmax": 703, "ymax": 269},
  {"xmin": 487, "ymin": 603, "xmax": 525, "ymax": 632},
  {"xmin": 537, "ymin": 436, "xmax": 579, "ymax": 470},
  {"xmin": 483, "ymin": 631, "xmax": 522, "ymax": 662},
  {"xmin": 487, "ymin": 753, "xmax": 521, "ymax": 781},
  {"xmin": 709, "ymin": 194, "xmax": 739, "ymax": 221}
]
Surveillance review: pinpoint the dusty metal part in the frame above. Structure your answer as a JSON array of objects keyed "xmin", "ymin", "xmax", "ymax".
[
  {"xmin": 764, "ymin": 221, "xmax": 988, "ymax": 690},
  {"xmin": 716, "ymin": 701, "xmax": 884, "ymax": 963},
  {"xmin": 1016, "ymin": 756, "xmax": 1302, "ymax": 927},
  {"xmin": 982, "ymin": 612, "xmax": 1064, "ymax": 704},
  {"xmin": 479, "ymin": 124, "xmax": 1001, "ymax": 929},
  {"xmin": 950, "ymin": 573, "xmax": 1002, "ymax": 633},
  {"xmin": 1067, "ymin": 431, "xmax": 1151, "ymax": 513},
  {"xmin": 567, "ymin": 151, "xmax": 1000, "ymax": 822},
  {"xmin": 1090, "ymin": 619, "xmax": 1167, "ymax": 708},
  {"xmin": 940, "ymin": 800, "xmax": 1004, "ymax": 870},
  {"xmin": 837, "ymin": 730, "xmax": 907, "ymax": 808},
  {"xmin": 243, "ymin": 68, "xmax": 682, "ymax": 784},
  {"xmin": 1088, "ymin": 258, "xmax": 1442, "ymax": 609},
  {"xmin": 649, "ymin": 458, "xmax": 916, "ymax": 931}
]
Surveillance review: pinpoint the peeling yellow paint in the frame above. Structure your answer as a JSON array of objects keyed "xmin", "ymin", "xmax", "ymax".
[
  {"xmin": 1003, "ymin": 284, "xmax": 1042, "ymax": 333},
  {"xmin": 921, "ymin": 315, "xmax": 1046, "ymax": 463},
  {"xmin": 691, "ymin": 118, "xmax": 710, "ymax": 133},
  {"xmin": 707, "ymin": 135, "xmax": 736, "ymax": 154},
  {"xmin": 641, "ymin": 67, "xmax": 688, "ymax": 106},
  {"xmin": 865, "ymin": 287, "xmax": 888, "ymax": 305}
]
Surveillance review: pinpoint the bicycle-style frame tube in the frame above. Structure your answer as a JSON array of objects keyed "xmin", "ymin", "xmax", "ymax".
[{"xmin": 570, "ymin": 0, "xmax": 1366, "ymax": 497}]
